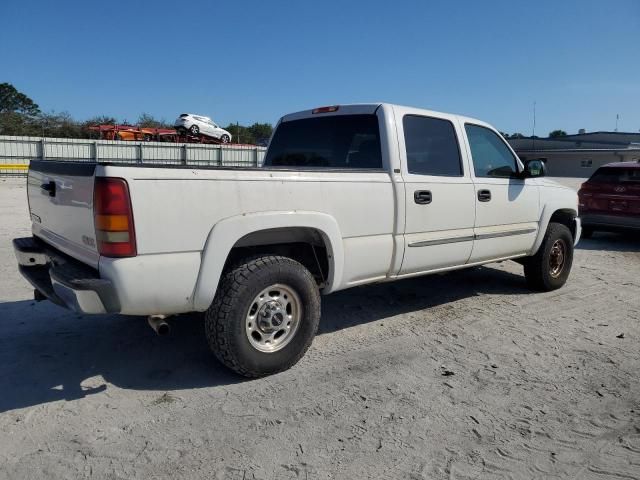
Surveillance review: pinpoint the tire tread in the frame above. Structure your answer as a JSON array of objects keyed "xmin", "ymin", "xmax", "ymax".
[
  {"xmin": 204, "ymin": 255, "xmax": 319, "ymax": 377},
  {"xmin": 524, "ymin": 222, "xmax": 573, "ymax": 291}
]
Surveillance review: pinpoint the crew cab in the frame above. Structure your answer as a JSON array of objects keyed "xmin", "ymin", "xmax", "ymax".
[{"xmin": 14, "ymin": 103, "xmax": 581, "ymax": 377}]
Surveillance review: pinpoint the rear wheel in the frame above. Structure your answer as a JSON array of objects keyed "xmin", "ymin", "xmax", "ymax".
[
  {"xmin": 205, "ymin": 256, "xmax": 321, "ymax": 377},
  {"xmin": 189, "ymin": 124, "xmax": 200, "ymax": 136},
  {"xmin": 523, "ymin": 222, "xmax": 574, "ymax": 291}
]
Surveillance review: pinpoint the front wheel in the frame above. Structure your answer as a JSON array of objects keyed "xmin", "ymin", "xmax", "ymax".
[
  {"xmin": 204, "ymin": 256, "xmax": 321, "ymax": 377},
  {"xmin": 523, "ymin": 222, "xmax": 574, "ymax": 291},
  {"xmin": 220, "ymin": 134, "xmax": 230, "ymax": 144}
]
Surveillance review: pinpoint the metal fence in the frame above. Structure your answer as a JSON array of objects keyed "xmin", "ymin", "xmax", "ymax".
[{"xmin": 0, "ymin": 136, "xmax": 267, "ymax": 175}]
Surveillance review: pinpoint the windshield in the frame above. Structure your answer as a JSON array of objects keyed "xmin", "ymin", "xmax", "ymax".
[
  {"xmin": 589, "ymin": 167, "xmax": 640, "ymax": 183},
  {"xmin": 263, "ymin": 114, "xmax": 382, "ymax": 169}
]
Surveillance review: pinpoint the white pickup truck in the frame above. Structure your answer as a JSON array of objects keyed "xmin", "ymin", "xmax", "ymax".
[{"xmin": 14, "ymin": 103, "xmax": 581, "ymax": 377}]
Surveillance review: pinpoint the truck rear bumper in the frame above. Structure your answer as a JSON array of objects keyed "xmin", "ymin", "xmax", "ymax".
[{"xmin": 13, "ymin": 237, "xmax": 120, "ymax": 314}]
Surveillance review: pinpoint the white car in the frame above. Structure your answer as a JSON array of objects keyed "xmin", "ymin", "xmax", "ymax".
[
  {"xmin": 15, "ymin": 103, "xmax": 580, "ymax": 377},
  {"xmin": 174, "ymin": 113, "xmax": 232, "ymax": 143}
]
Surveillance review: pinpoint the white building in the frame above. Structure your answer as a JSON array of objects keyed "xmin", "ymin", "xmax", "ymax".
[{"xmin": 509, "ymin": 132, "xmax": 640, "ymax": 177}]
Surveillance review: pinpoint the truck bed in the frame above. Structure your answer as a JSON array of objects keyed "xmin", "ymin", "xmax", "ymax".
[{"xmin": 25, "ymin": 159, "xmax": 397, "ymax": 315}]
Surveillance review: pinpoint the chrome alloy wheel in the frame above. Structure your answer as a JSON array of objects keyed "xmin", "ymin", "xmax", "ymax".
[
  {"xmin": 549, "ymin": 238, "xmax": 567, "ymax": 278},
  {"xmin": 245, "ymin": 284, "xmax": 301, "ymax": 353}
]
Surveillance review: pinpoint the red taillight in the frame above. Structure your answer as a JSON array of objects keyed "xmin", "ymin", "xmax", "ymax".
[
  {"xmin": 94, "ymin": 177, "xmax": 137, "ymax": 257},
  {"xmin": 312, "ymin": 105, "xmax": 339, "ymax": 114}
]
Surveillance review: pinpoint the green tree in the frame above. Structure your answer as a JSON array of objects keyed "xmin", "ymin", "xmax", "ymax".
[
  {"xmin": 247, "ymin": 123, "xmax": 273, "ymax": 143},
  {"xmin": 0, "ymin": 112, "xmax": 40, "ymax": 136},
  {"xmin": 0, "ymin": 83, "xmax": 40, "ymax": 115},
  {"xmin": 548, "ymin": 129, "xmax": 567, "ymax": 138},
  {"xmin": 84, "ymin": 115, "xmax": 118, "ymax": 126},
  {"xmin": 0, "ymin": 86, "xmax": 272, "ymax": 141},
  {"xmin": 224, "ymin": 122, "xmax": 273, "ymax": 145},
  {"xmin": 501, "ymin": 132, "xmax": 528, "ymax": 139},
  {"xmin": 38, "ymin": 111, "xmax": 85, "ymax": 138},
  {"xmin": 137, "ymin": 113, "xmax": 171, "ymax": 128},
  {"xmin": 0, "ymin": 83, "xmax": 41, "ymax": 135}
]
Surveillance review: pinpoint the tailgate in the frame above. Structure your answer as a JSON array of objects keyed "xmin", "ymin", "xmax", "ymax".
[{"xmin": 27, "ymin": 160, "xmax": 100, "ymax": 268}]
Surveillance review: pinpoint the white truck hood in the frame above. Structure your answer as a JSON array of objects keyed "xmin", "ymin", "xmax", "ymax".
[{"xmin": 536, "ymin": 177, "xmax": 576, "ymax": 191}]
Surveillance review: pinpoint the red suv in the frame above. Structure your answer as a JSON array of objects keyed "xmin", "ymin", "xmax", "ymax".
[{"xmin": 578, "ymin": 162, "xmax": 640, "ymax": 238}]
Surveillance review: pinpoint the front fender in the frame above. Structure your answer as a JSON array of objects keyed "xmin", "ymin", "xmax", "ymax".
[
  {"xmin": 530, "ymin": 205, "xmax": 579, "ymax": 255},
  {"xmin": 191, "ymin": 211, "xmax": 344, "ymax": 311}
]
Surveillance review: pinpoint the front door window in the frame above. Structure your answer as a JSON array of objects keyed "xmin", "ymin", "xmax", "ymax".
[{"xmin": 465, "ymin": 124, "xmax": 518, "ymax": 178}]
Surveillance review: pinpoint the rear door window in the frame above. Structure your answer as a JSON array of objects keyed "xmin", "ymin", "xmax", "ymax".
[
  {"xmin": 403, "ymin": 115, "xmax": 462, "ymax": 176},
  {"xmin": 264, "ymin": 115, "xmax": 382, "ymax": 169}
]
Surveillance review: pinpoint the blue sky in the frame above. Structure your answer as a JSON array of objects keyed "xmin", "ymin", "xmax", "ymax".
[{"xmin": 1, "ymin": 0, "xmax": 639, "ymax": 135}]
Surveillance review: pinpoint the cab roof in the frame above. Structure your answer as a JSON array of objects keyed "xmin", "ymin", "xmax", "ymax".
[{"xmin": 280, "ymin": 103, "xmax": 487, "ymax": 126}]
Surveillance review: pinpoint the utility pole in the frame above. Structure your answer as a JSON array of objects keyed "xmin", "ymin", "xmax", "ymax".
[
  {"xmin": 615, "ymin": 114, "xmax": 619, "ymax": 132},
  {"xmin": 532, "ymin": 101, "xmax": 537, "ymax": 151}
]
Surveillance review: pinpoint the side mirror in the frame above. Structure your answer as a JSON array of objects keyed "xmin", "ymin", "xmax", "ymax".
[{"xmin": 523, "ymin": 159, "xmax": 546, "ymax": 178}]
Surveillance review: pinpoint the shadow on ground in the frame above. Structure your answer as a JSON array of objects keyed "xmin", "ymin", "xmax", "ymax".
[
  {"xmin": 577, "ymin": 231, "xmax": 640, "ymax": 253},
  {"xmin": 0, "ymin": 265, "xmax": 529, "ymax": 413}
]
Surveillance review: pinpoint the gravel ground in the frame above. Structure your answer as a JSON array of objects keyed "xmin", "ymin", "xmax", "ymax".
[{"xmin": 0, "ymin": 177, "xmax": 639, "ymax": 479}]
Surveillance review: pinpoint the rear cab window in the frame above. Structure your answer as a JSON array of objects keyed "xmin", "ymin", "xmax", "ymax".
[{"xmin": 263, "ymin": 115, "xmax": 382, "ymax": 169}]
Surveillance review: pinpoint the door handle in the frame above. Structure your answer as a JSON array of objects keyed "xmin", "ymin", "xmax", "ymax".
[
  {"xmin": 477, "ymin": 189, "xmax": 491, "ymax": 202},
  {"xmin": 41, "ymin": 181, "xmax": 56, "ymax": 197},
  {"xmin": 414, "ymin": 190, "xmax": 432, "ymax": 204}
]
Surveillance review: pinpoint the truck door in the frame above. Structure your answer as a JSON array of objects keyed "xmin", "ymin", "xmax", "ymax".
[
  {"xmin": 397, "ymin": 108, "xmax": 476, "ymax": 274},
  {"xmin": 462, "ymin": 123, "xmax": 540, "ymax": 262}
]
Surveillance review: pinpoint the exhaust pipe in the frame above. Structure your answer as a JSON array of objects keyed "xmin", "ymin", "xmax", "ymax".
[{"xmin": 148, "ymin": 315, "xmax": 170, "ymax": 336}]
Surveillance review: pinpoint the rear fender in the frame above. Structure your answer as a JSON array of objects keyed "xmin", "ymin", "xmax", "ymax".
[{"xmin": 191, "ymin": 211, "xmax": 344, "ymax": 311}]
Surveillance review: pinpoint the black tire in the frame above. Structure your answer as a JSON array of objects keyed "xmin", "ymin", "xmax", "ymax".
[
  {"xmin": 205, "ymin": 255, "xmax": 321, "ymax": 377},
  {"xmin": 143, "ymin": 133, "xmax": 153, "ymax": 142},
  {"xmin": 189, "ymin": 124, "xmax": 200, "ymax": 135},
  {"xmin": 220, "ymin": 134, "xmax": 230, "ymax": 144},
  {"xmin": 523, "ymin": 222, "xmax": 574, "ymax": 291},
  {"xmin": 581, "ymin": 227, "xmax": 593, "ymax": 239}
]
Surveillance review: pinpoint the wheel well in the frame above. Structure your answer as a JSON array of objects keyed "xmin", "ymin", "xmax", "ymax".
[
  {"xmin": 224, "ymin": 227, "xmax": 330, "ymax": 287},
  {"xmin": 549, "ymin": 209, "xmax": 577, "ymax": 240}
]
